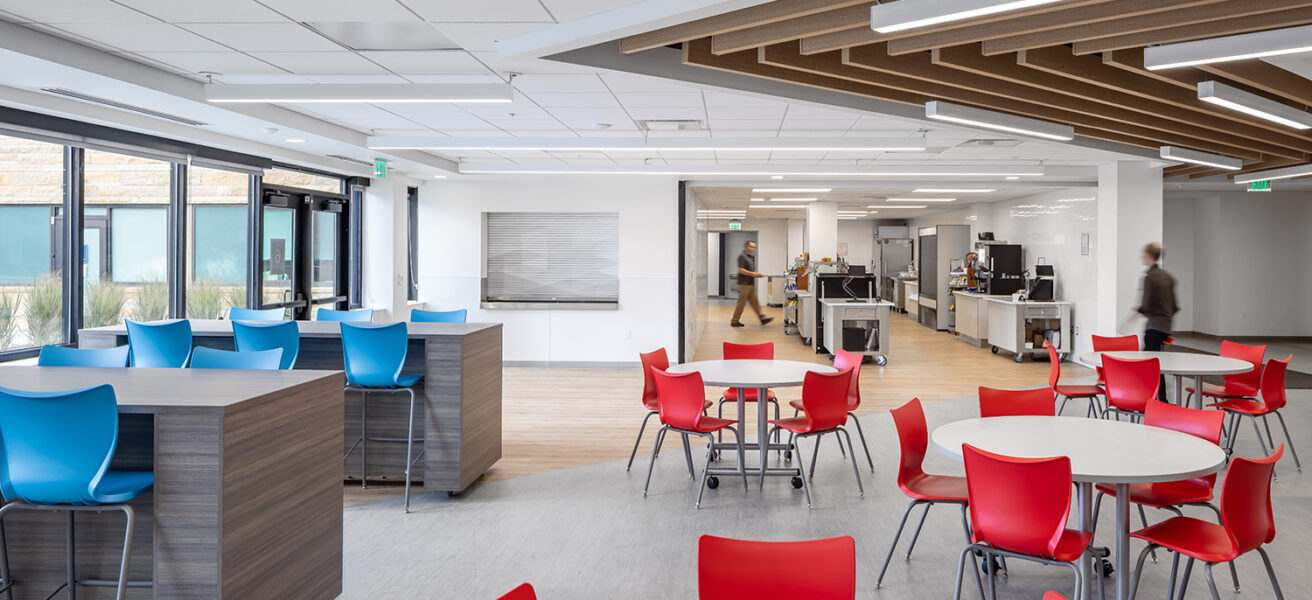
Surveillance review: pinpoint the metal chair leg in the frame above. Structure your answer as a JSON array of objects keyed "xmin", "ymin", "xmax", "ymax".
[
  {"xmin": 0, "ymin": 517, "xmax": 10, "ymax": 600},
  {"xmin": 1256, "ymin": 546, "xmax": 1285, "ymax": 600},
  {"xmin": 838, "ymin": 428, "xmax": 864, "ymax": 497},
  {"xmin": 1176, "ymin": 557, "xmax": 1195, "ymax": 600},
  {"xmin": 681, "ymin": 434, "xmax": 695, "ymax": 480},
  {"xmin": 809, "ymin": 434, "xmax": 821, "ymax": 481},
  {"xmin": 1057, "ymin": 394, "xmax": 1070, "ymax": 415},
  {"xmin": 1273, "ymin": 412, "xmax": 1302, "ymax": 471},
  {"xmin": 1128, "ymin": 543, "xmax": 1154, "ymax": 600},
  {"xmin": 625, "ymin": 411, "xmax": 657, "ymax": 471},
  {"xmin": 723, "ymin": 427, "xmax": 748, "ymax": 492},
  {"xmin": 66, "ymin": 510, "xmax": 75, "ymax": 600},
  {"xmin": 1168, "ymin": 550, "xmax": 1180, "ymax": 600},
  {"xmin": 793, "ymin": 433, "xmax": 813, "ymax": 508},
  {"xmin": 904, "ymin": 501, "xmax": 931, "ymax": 560},
  {"xmin": 642, "ymin": 426, "xmax": 668, "ymax": 496},
  {"xmin": 1138, "ymin": 505, "xmax": 1158, "ymax": 562},
  {"xmin": 403, "ymin": 389, "xmax": 416, "ymax": 513},
  {"xmin": 360, "ymin": 390, "xmax": 368, "ymax": 489},
  {"xmin": 1203, "ymin": 562, "xmax": 1222, "ymax": 600},
  {"xmin": 848, "ymin": 412, "xmax": 875, "ymax": 472},
  {"xmin": 760, "ymin": 427, "xmax": 776, "ymax": 491},
  {"xmin": 876, "ymin": 500, "xmax": 922, "ymax": 588},
  {"xmin": 113, "ymin": 506, "xmax": 134, "ymax": 600},
  {"xmin": 696, "ymin": 432, "xmax": 713, "ymax": 509}
]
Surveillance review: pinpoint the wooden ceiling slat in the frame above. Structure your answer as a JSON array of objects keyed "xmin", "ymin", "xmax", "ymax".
[
  {"xmin": 710, "ymin": 3, "xmax": 876, "ymax": 56},
  {"xmin": 1101, "ymin": 49, "xmax": 1205, "ymax": 90},
  {"xmin": 981, "ymin": 0, "xmax": 1305, "ymax": 56},
  {"xmin": 1073, "ymin": 7, "xmax": 1312, "ymax": 54},
  {"xmin": 927, "ymin": 45, "xmax": 1295, "ymax": 159},
  {"xmin": 1018, "ymin": 46, "xmax": 1312, "ymax": 154},
  {"xmin": 1198, "ymin": 61, "xmax": 1312, "ymax": 108},
  {"xmin": 797, "ymin": 0, "xmax": 1114, "ymax": 56},
  {"xmin": 619, "ymin": 0, "xmax": 872, "ymax": 54},
  {"xmin": 885, "ymin": 0, "xmax": 1219, "ymax": 56}
]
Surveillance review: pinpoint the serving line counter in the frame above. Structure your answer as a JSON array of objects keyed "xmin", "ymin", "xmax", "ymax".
[{"xmin": 79, "ymin": 319, "xmax": 503, "ymax": 494}]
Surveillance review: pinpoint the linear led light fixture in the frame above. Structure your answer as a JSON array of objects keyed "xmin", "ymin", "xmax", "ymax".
[
  {"xmin": 749, "ymin": 197, "xmax": 765, "ymax": 202},
  {"xmin": 869, "ymin": 205, "xmax": 928, "ymax": 209},
  {"xmin": 752, "ymin": 188, "xmax": 831, "ymax": 193},
  {"xmin": 205, "ymin": 83, "xmax": 513, "ymax": 103},
  {"xmin": 1159, "ymin": 146, "xmax": 1243, "ymax": 171},
  {"xmin": 886, "ymin": 197, "xmax": 955, "ymax": 202},
  {"xmin": 456, "ymin": 165, "xmax": 1046, "ymax": 177},
  {"xmin": 926, "ymin": 101, "xmax": 1074, "ymax": 141},
  {"xmin": 1144, "ymin": 25, "xmax": 1312, "ymax": 70},
  {"xmin": 914, "ymin": 188, "xmax": 995, "ymax": 193},
  {"xmin": 1197, "ymin": 81, "xmax": 1312, "ymax": 130},
  {"xmin": 872, "ymin": 0, "xmax": 1064, "ymax": 34},
  {"xmin": 1233, "ymin": 163, "xmax": 1312, "ymax": 185},
  {"xmin": 751, "ymin": 204, "xmax": 809, "ymax": 209},
  {"xmin": 368, "ymin": 137, "xmax": 926, "ymax": 152},
  {"xmin": 770, "ymin": 197, "xmax": 816, "ymax": 202}
]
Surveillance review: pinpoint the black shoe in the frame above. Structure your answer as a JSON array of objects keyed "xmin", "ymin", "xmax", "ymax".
[
  {"xmin": 730, "ymin": 321, "xmax": 745, "ymax": 328},
  {"xmin": 760, "ymin": 317, "xmax": 774, "ymax": 325}
]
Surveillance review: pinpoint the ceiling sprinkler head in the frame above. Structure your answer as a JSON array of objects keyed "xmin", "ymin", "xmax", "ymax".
[{"xmin": 592, "ymin": 122, "xmax": 612, "ymax": 130}]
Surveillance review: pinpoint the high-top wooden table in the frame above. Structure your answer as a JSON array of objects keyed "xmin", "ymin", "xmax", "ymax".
[
  {"xmin": 80, "ymin": 319, "xmax": 504, "ymax": 494},
  {"xmin": 0, "ymin": 366, "xmax": 345, "ymax": 600}
]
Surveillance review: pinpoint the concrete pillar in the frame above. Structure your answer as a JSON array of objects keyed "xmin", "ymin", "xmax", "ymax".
[
  {"xmin": 1096, "ymin": 161, "xmax": 1163, "ymax": 336},
  {"xmin": 806, "ymin": 201, "xmax": 838, "ymax": 260},
  {"xmin": 362, "ymin": 177, "xmax": 414, "ymax": 321}
]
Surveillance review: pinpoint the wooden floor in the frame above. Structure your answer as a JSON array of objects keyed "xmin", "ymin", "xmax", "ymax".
[{"xmin": 346, "ymin": 302, "xmax": 1089, "ymax": 505}]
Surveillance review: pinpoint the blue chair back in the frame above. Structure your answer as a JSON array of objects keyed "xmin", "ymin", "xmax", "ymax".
[
  {"xmin": 38, "ymin": 345, "xmax": 129, "ymax": 368},
  {"xmin": 410, "ymin": 308, "xmax": 467, "ymax": 323},
  {"xmin": 341, "ymin": 322, "xmax": 409, "ymax": 388},
  {"xmin": 228, "ymin": 307, "xmax": 284, "ymax": 321},
  {"xmin": 232, "ymin": 320, "xmax": 300, "ymax": 369},
  {"xmin": 0, "ymin": 384, "xmax": 119, "ymax": 505},
  {"xmin": 317, "ymin": 308, "xmax": 373, "ymax": 322},
  {"xmin": 190, "ymin": 347, "xmax": 282, "ymax": 370},
  {"xmin": 125, "ymin": 319, "xmax": 193, "ymax": 368}
]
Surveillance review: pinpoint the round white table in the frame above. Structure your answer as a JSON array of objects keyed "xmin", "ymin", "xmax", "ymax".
[
  {"xmin": 666, "ymin": 360, "xmax": 837, "ymax": 483},
  {"xmin": 932, "ymin": 416, "xmax": 1226, "ymax": 600},
  {"xmin": 1080, "ymin": 351, "xmax": 1253, "ymax": 408}
]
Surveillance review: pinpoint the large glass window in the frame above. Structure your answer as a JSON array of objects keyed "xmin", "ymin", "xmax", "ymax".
[
  {"xmin": 311, "ymin": 210, "xmax": 338, "ymax": 303},
  {"xmin": 84, "ymin": 149, "xmax": 171, "ymax": 325},
  {"xmin": 187, "ymin": 166, "xmax": 249, "ymax": 319},
  {"xmin": 0, "ymin": 134, "xmax": 65, "ymax": 350},
  {"xmin": 263, "ymin": 167, "xmax": 342, "ymax": 194}
]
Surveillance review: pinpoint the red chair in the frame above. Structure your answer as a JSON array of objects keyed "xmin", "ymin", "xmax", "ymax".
[
  {"xmin": 698, "ymin": 535, "xmax": 855, "ymax": 600},
  {"xmin": 789, "ymin": 349, "xmax": 874, "ymax": 471},
  {"xmin": 645, "ymin": 368, "xmax": 747, "ymax": 508},
  {"xmin": 1128, "ymin": 447, "xmax": 1287, "ymax": 600},
  {"xmin": 978, "ymin": 386, "xmax": 1056, "ymax": 418},
  {"xmin": 1211, "ymin": 356, "xmax": 1301, "ymax": 472},
  {"xmin": 717, "ymin": 340, "xmax": 781, "ymax": 418},
  {"xmin": 1102, "ymin": 355, "xmax": 1160, "ymax": 423},
  {"xmin": 497, "ymin": 583, "xmax": 536, "ymax": 600},
  {"xmin": 1186, "ymin": 340, "xmax": 1265, "ymax": 405},
  {"xmin": 1043, "ymin": 594, "xmax": 1068, "ymax": 600},
  {"xmin": 1090, "ymin": 334, "xmax": 1138, "ymax": 411},
  {"xmin": 876, "ymin": 398, "xmax": 972, "ymax": 589},
  {"xmin": 627, "ymin": 348, "xmax": 710, "ymax": 472},
  {"xmin": 765, "ymin": 369, "xmax": 861, "ymax": 507},
  {"xmin": 1046, "ymin": 341, "xmax": 1105, "ymax": 418},
  {"xmin": 953, "ymin": 445, "xmax": 1096, "ymax": 600}
]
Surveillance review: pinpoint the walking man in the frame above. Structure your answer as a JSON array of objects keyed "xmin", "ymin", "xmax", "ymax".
[
  {"xmin": 1138, "ymin": 242, "xmax": 1178, "ymax": 401},
  {"xmin": 731, "ymin": 241, "xmax": 774, "ymax": 328}
]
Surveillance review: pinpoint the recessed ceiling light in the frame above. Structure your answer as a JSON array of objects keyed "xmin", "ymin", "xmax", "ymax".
[
  {"xmin": 886, "ymin": 197, "xmax": 955, "ymax": 202},
  {"xmin": 752, "ymin": 204, "xmax": 808, "ymax": 209},
  {"xmin": 751, "ymin": 188, "xmax": 832, "ymax": 193},
  {"xmin": 370, "ymin": 138, "xmax": 926, "ymax": 152},
  {"xmin": 770, "ymin": 197, "xmax": 816, "ymax": 202},
  {"xmin": 285, "ymin": 138, "xmax": 306, "ymax": 143},
  {"xmin": 749, "ymin": 197, "xmax": 765, "ymax": 202},
  {"xmin": 913, "ymin": 188, "xmax": 995, "ymax": 193},
  {"xmin": 871, "ymin": 0, "xmax": 1064, "ymax": 34},
  {"xmin": 1144, "ymin": 24, "xmax": 1312, "ymax": 70},
  {"xmin": 1159, "ymin": 146, "xmax": 1243, "ymax": 171},
  {"xmin": 926, "ymin": 101, "xmax": 1074, "ymax": 141},
  {"xmin": 770, "ymin": 175, "xmax": 784, "ymax": 179},
  {"xmin": 870, "ymin": 205, "xmax": 928, "ymax": 209},
  {"xmin": 1006, "ymin": 176, "xmax": 1021, "ymax": 180},
  {"xmin": 1197, "ymin": 81, "xmax": 1312, "ymax": 130},
  {"xmin": 433, "ymin": 175, "xmax": 448, "ymax": 179}
]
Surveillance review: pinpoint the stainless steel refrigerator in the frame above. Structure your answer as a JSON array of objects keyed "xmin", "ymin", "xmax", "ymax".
[{"xmin": 874, "ymin": 238, "xmax": 913, "ymax": 301}]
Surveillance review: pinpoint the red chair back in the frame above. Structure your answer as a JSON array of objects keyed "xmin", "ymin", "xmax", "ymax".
[
  {"xmin": 890, "ymin": 399, "xmax": 930, "ymax": 493},
  {"xmin": 798, "ymin": 369, "xmax": 855, "ymax": 431},
  {"xmin": 978, "ymin": 386, "xmax": 1056, "ymax": 418},
  {"xmin": 1092, "ymin": 334, "xmax": 1139, "ymax": 382},
  {"xmin": 1102, "ymin": 356, "xmax": 1159, "ymax": 413},
  {"xmin": 1144, "ymin": 400, "xmax": 1224, "ymax": 488},
  {"xmin": 639, "ymin": 348, "xmax": 669, "ymax": 406},
  {"xmin": 1257, "ymin": 356, "xmax": 1292, "ymax": 411},
  {"xmin": 963, "ymin": 444, "xmax": 1073, "ymax": 559},
  {"xmin": 1043, "ymin": 593, "xmax": 1070, "ymax": 600},
  {"xmin": 1219, "ymin": 340, "xmax": 1265, "ymax": 394},
  {"xmin": 724, "ymin": 341, "xmax": 773, "ymax": 360},
  {"xmin": 497, "ymin": 583, "xmax": 536, "ymax": 600},
  {"xmin": 651, "ymin": 368, "xmax": 709, "ymax": 431},
  {"xmin": 1044, "ymin": 341, "xmax": 1062, "ymax": 389},
  {"xmin": 1220, "ymin": 446, "xmax": 1283, "ymax": 553},
  {"xmin": 833, "ymin": 349, "xmax": 863, "ymax": 411},
  {"xmin": 698, "ymin": 535, "xmax": 855, "ymax": 600}
]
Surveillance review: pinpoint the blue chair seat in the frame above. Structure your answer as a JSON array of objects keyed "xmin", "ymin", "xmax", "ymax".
[
  {"xmin": 352, "ymin": 374, "xmax": 423, "ymax": 389},
  {"xmin": 93, "ymin": 471, "xmax": 155, "ymax": 504}
]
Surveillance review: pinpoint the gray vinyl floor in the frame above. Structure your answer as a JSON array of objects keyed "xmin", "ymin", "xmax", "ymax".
[
  {"xmin": 1169, "ymin": 334, "xmax": 1312, "ymax": 376},
  {"xmin": 340, "ymin": 389, "xmax": 1311, "ymax": 600}
]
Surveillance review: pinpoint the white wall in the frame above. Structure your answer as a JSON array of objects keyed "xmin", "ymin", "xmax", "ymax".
[
  {"xmin": 787, "ymin": 218, "xmax": 804, "ymax": 264},
  {"xmin": 1096, "ymin": 162, "xmax": 1163, "ymax": 339},
  {"xmin": 686, "ymin": 187, "xmax": 708, "ymax": 361},
  {"xmin": 415, "ymin": 175, "xmax": 679, "ymax": 365},
  {"xmin": 1162, "ymin": 197, "xmax": 1195, "ymax": 332},
  {"xmin": 363, "ymin": 175, "xmax": 420, "ymax": 321},
  {"xmin": 706, "ymin": 231, "xmax": 720, "ymax": 296},
  {"xmin": 806, "ymin": 202, "xmax": 838, "ymax": 259},
  {"xmin": 838, "ymin": 220, "xmax": 875, "ymax": 270}
]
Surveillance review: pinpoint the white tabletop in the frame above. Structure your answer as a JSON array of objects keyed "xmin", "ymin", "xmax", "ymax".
[
  {"xmin": 666, "ymin": 359, "xmax": 837, "ymax": 388},
  {"xmin": 1079, "ymin": 351, "xmax": 1252, "ymax": 376},
  {"xmin": 931, "ymin": 416, "xmax": 1226, "ymax": 484}
]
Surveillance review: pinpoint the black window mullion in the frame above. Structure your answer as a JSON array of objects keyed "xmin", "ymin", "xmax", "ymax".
[
  {"xmin": 62, "ymin": 146, "xmax": 84, "ymax": 345},
  {"xmin": 348, "ymin": 186, "xmax": 363, "ymax": 309},
  {"xmin": 247, "ymin": 174, "xmax": 263, "ymax": 310},
  {"xmin": 167, "ymin": 163, "xmax": 186, "ymax": 319}
]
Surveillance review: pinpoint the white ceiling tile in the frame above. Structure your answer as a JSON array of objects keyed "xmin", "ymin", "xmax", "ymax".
[
  {"xmin": 181, "ymin": 23, "xmax": 345, "ymax": 52},
  {"xmin": 52, "ymin": 23, "xmax": 229, "ymax": 52},
  {"xmin": 212, "ymin": 73, "xmax": 313, "ymax": 84},
  {"xmin": 540, "ymin": 0, "xmax": 642, "ymax": 21},
  {"xmin": 115, "ymin": 0, "xmax": 283, "ymax": 23},
  {"xmin": 404, "ymin": 74, "xmax": 506, "ymax": 83},
  {"xmin": 372, "ymin": 128, "xmax": 443, "ymax": 136},
  {"xmin": 715, "ymin": 150, "xmax": 773, "ymax": 160},
  {"xmin": 359, "ymin": 51, "xmax": 491, "ymax": 75},
  {"xmin": 707, "ymin": 105, "xmax": 787, "ymax": 120},
  {"xmin": 768, "ymin": 158, "xmax": 824, "ymax": 165},
  {"xmin": 710, "ymin": 129, "xmax": 778, "ymax": 138},
  {"xmin": 468, "ymin": 51, "xmax": 595, "ymax": 75},
  {"xmin": 484, "ymin": 119, "xmax": 568, "ymax": 131},
  {"xmin": 716, "ymin": 158, "xmax": 771, "ymax": 164},
  {"xmin": 782, "ymin": 104, "xmax": 863, "ymax": 119},
  {"xmin": 302, "ymin": 74, "xmax": 411, "ymax": 83},
  {"xmin": 660, "ymin": 150, "xmax": 716, "ymax": 160},
  {"xmin": 249, "ymin": 52, "xmax": 388, "ymax": 75},
  {"xmin": 561, "ymin": 120, "xmax": 639, "ymax": 131},
  {"xmin": 134, "ymin": 52, "xmax": 285, "ymax": 74},
  {"xmin": 644, "ymin": 130, "xmax": 710, "ymax": 139},
  {"xmin": 574, "ymin": 130, "xmax": 644, "ymax": 138},
  {"xmin": 543, "ymin": 107, "xmax": 630, "ymax": 122},
  {"xmin": 492, "ymin": 149, "xmax": 556, "ymax": 159},
  {"xmin": 510, "ymin": 73, "xmax": 608, "ymax": 92},
  {"xmin": 770, "ymin": 150, "xmax": 829, "ymax": 160},
  {"xmin": 437, "ymin": 129, "xmax": 513, "ymax": 137},
  {"xmin": 405, "ymin": 0, "xmax": 554, "ymax": 22},
  {"xmin": 703, "ymin": 91, "xmax": 787, "ymax": 108},
  {"xmin": 780, "ymin": 119, "xmax": 856, "ymax": 131},
  {"xmin": 257, "ymin": 0, "xmax": 420, "ymax": 22},
  {"xmin": 290, "ymin": 104, "xmax": 423, "ymax": 129},
  {"xmin": 626, "ymin": 107, "xmax": 706, "ymax": 121},
  {"xmin": 600, "ymin": 73, "xmax": 698, "ymax": 93},
  {"xmin": 710, "ymin": 119, "xmax": 779, "ymax": 131},
  {"xmin": 433, "ymin": 22, "xmax": 548, "ymax": 52},
  {"xmin": 0, "ymin": 0, "xmax": 157, "ymax": 23},
  {"xmin": 613, "ymin": 92, "xmax": 704, "ymax": 108},
  {"xmin": 527, "ymin": 92, "xmax": 619, "ymax": 108}
]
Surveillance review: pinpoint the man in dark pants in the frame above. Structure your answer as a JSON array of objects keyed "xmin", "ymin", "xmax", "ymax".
[
  {"xmin": 731, "ymin": 241, "xmax": 774, "ymax": 327},
  {"xmin": 1138, "ymin": 242, "xmax": 1178, "ymax": 401}
]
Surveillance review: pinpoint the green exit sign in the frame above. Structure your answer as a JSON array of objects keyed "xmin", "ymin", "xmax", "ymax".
[
  {"xmin": 1248, "ymin": 180, "xmax": 1271, "ymax": 192},
  {"xmin": 373, "ymin": 159, "xmax": 387, "ymax": 178},
  {"xmin": 728, "ymin": 221, "xmax": 742, "ymax": 230}
]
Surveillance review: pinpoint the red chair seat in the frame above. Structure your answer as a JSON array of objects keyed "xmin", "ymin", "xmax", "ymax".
[
  {"xmin": 722, "ymin": 388, "xmax": 777, "ymax": 402},
  {"xmin": 1130, "ymin": 516, "xmax": 1238, "ymax": 563},
  {"xmin": 1095, "ymin": 479, "xmax": 1214, "ymax": 508},
  {"xmin": 1207, "ymin": 398, "xmax": 1272, "ymax": 415},
  {"xmin": 769, "ymin": 416, "xmax": 816, "ymax": 434},
  {"xmin": 645, "ymin": 397, "xmax": 713, "ymax": 411},
  {"xmin": 1187, "ymin": 382, "xmax": 1257, "ymax": 399},
  {"xmin": 688, "ymin": 416, "xmax": 738, "ymax": 434},
  {"xmin": 901, "ymin": 473, "xmax": 968, "ymax": 502},
  {"xmin": 1051, "ymin": 529, "xmax": 1097, "ymax": 562},
  {"xmin": 1055, "ymin": 384, "xmax": 1104, "ymax": 398}
]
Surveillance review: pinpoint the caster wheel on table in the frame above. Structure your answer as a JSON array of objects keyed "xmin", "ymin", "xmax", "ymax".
[
  {"xmin": 1099, "ymin": 559, "xmax": 1114, "ymax": 577},
  {"xmin": 1014, "ymin": 353, "xmax": 1025, "ymax": 363},
  {"xmin": 991, "ymin": 345, "xmax": 999, "ymax": 354},
  {"xmin": 783, "ymin": 450, "xmax": 792, "ymax": 462},
  {"xmin": 709, "ymin": 450, "xmax": 720, "ymax": 462},
  {"xmin": 706, "ymin": 476, "xmax": 719, "ymax": 489},
  {"xmin": 790, "ymin": 476, "xmax": 804, "ymax": 489},
  {"xmin": 875, "ymin": 355, "xmax": 888, "ymax": 366}
]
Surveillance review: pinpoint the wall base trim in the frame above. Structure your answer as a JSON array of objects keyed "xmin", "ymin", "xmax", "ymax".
[{"xmin": 1176, "ymin": 331, "xmax": 1312, "ymax": 344}]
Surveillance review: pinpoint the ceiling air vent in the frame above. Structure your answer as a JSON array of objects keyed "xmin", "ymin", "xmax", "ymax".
[
  {"xmin": 40, "ymin": 88, "xmax": 209, "ymax": 126},
  {"xmin": 326, "ymin": 154, "xmax": 374, "ymax": 166},
  {"xmin": 637, "ymin": 119, "xmax": 706, "ymax": 131},
  {"xmin": 958, "ymin": 138, "xmax": 1023, "ymax": 147}
]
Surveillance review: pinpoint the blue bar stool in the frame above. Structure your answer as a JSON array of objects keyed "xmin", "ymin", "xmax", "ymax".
[
  {"xmin": 0, "ymin": 384, "xmax": 153, "ymax": 600},
  {"xmin": 232, "ymin": 321, "xmax": 300, "ymax": 369},
  {"xmin": 410, "ymin": 308, "xmax": 467, "ymax": 323},
  {"xmin": 124, "ymin": 319, "xmax": 192, "ymax": 368},
  {"xmin": 37, "ymin": 345, "xmax": 129, "ymax": 368},
  {"xmin": 189, "ymin": 347, "xmax": 283, "ymax": 370},
  {"xmin": 316, "ymin": 308, "xmax": 373, "ymax": 322},
  {"xmin": 339, "ymin": 322, "xmax": 424, "ymax": 512},
  {"xmin": 227, "ymin": 307, "xmax": 284, "ymax": 321}
]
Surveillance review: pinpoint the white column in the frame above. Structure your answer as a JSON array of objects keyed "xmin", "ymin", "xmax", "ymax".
[
  {"xmin": 362, "ymin": 177, "xmax": 414, "ymax": 320},
  {"xmin": 806, "ymin": 201, "xmax": 838, "ymax": 260},
  {"xmin": 1096, "ymin": 161, "xmax": 1163, "ymax": 336}
]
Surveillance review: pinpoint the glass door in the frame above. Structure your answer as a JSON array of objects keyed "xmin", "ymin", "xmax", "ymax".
[
  {"xmin": 258, "ymin": 185, "xmax": 348, "ymax": 320},
  {"xmin": 261, "ymin": 204, "xmax": 298, "ymax": 318}
]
